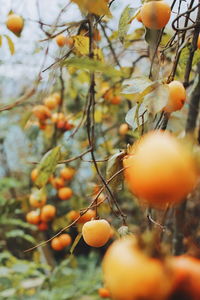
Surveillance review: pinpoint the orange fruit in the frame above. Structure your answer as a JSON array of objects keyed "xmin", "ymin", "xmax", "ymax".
[
  {"xmin": 59, "ymin": 234, "xmax": 72, "ymax": 247},
  {"xmin": 164, "ymin": 81, "xmax": 186, "ymax": 113},
  {"xmin": 197, "ymin": 34, "xmax": 200, "ymax": 49},
  {"xmin": 98, "ymin": 287, "xmax": 110, "ymax": 298},
  {"xmin": 79, "ymin": 209, "xmax": 96, "ymax": 223},
  {"xmin": 82, "ymin": 219, "xmax": 111, "ymax": 247},
  {"xmin": 65, "ymin": 122, "xmax": 74, "ymax": 131},
  {"xmin": 123, "ymin": 131, "xmax": 198, "ymax": 209},
  {"xmin": 44, "ymin": 96, "xmax": 58, "ymax": 110},
  {"xmin": 29, "ymin": 192, "xmax": 47, "ymax": 208},
  {"xmin": 32, "ymin": 105, "xmax": 51, "ymax": 120},
  {"xmin": 103, "ymin": 237, "xmax": 172, "ymax": 300},
  {"xmin": 66, "ymin": 37, "xmax": 74, "ymax": 47},
  {"xmin": 58, "ymin": 187, "xmax": 73, "ymax": 200},
  {"xmin": 55, "ymin": 34, "xmax": 66, "ymax": 47},
  {"xmin": 40, "ymin": 204, "xmax": 56, "ymax": 222},
  {"xmin": 31, "ymin": 168, "xmax": 38, "ymax": 182},
  {"xmin": 60, "ymin": 167, "xmax": 75, "ymax": 181},
  {"xmin": 38, "ymin": 222, "xmax": 48, "ymax": 231},
  {"xmin": 51, "ymin": 237, "xmax": 63, "ymax": 251},
  {"xmin": 140, "ymin": 1, "xmax": 171, "ymax": 30},
  {"xmin": 93, "ymin": 29, "xmax": 101, "ymax": 41},
  {"xmin": 51, "ymin": 177, "xmax": 65, "ymax": 189},
  {"xmin": 136, "ymin": 11, "xmax": 142, "ymax": 23},
  {"xmin": 26, "ymin": 211, "xmax": 40, "ymax": 225},
  {"xmin": 6, "ymin": 14, "xmax": 23, "ymax": 34},
  {"xmin": 110, "ymin": 96, "xmax": 121, "ymax": 105},
  {"xmin": 56, "ymin": 120, "xmax": 66, "ymax": 130},
  {"xmin": 52, "ymin": 92, "xmax": 61, "ymax": 105},
  {"xmin": 103, "ymin": 89, "xmax": 113, "ymax": 101},
  {"xmin": 119, "ymin": 123, "xmax": 129, "ymax": 135},
  {"xmin": 68, "ymin": 210, "xmax": 80, "ymax": 222},
  {"xmin": 51, "ymin": 112, "xmax": 65, "ymax": 123},
  {"xmin": 170, "ymin": 255, "xmax": 200, "ymax": 300}
]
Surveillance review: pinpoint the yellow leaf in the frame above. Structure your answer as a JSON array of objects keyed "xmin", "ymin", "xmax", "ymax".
[
  {"xmin": 72, "ymin": 35, "xmax": 89, "ymax": 56},
  {"xmin": 71, "ymin": 0, "xmax": 111, "ymax": 17},
  {"xmin": 4, "ymin": 35, "xmax": 15, "ymax": 55},
  {"xmin": 94, "ymin": 109, "xmax": 102, "ymax": 123},
  {"xmin": 93, "ymin": 48, "xmax": 104, "ymax": 62}
]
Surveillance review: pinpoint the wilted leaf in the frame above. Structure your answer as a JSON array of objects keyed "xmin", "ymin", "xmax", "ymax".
[
  {"xmin": 4, "ymin": 35, "xmax": 15, "ymax": 55},
  {"xmin": 71, "ymin": 0, "xmax": 111, "ymax": 17},
  {"xmin": 70, "ymin": 233, "xmax": 82, "ymax": 254},
  {"xmin": 125, "ymin": 103, "xmax": 148, "ymax": 130},
  {"xmin": 118, "ymin": 6, "xmax": 137, "ymax": 43},
  {"xmin": 122, "ymin": 76, "xmax": 156, "ymax": 101},
  {"xmin": 72, "ymin": 35, "xmax": 89, "ymax": 56},
  {"xmin": 106, "ymin": 151, "xmax": 126, "ymax": 191},
  {"xmin": 35, "ymin": 146, "xmax": 61, "ymax": 188},
  {"xmin": 143, "ymin": 83, "xmax": 169, "ymax": 114},
  {"xmin": 64, "ymin": 57, "xmax": 121, "ymax": 78}
]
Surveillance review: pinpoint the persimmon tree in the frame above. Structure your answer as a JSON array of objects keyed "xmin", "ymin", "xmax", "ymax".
[{"xmin": 0, "ymin": 0, "xmax": 200, "ymax": 299}]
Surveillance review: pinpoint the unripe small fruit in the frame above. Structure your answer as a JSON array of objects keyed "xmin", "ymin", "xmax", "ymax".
[
  {"xmin": 58, "ymin": 187, "xmax": 73, "ymax": 200},
  {"xmin": 55, "ymin": 34, "xmax": 66, "ymax": 47},
  {"xmin": 6, "ymin": 14, "xmax": 23, "ymax": 34},
  {"xmin": 82, "ymin": 219, "xmax": 111, "ymax": 247},
  {"xmin": 140, "ymin": 1, "xmax": 171, "ymax": 30}
]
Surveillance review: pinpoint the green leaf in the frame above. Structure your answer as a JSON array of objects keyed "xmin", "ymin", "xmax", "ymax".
[
  {"xmin": 6, "ymin": 230, "xmax": 36, "ymax": 244},
  {"xmin": 4, "ymin": 35, "xmax": 15, "ymax": 55},
  {"xmin": 70, "ymin": 233, "xmax": 82, "ymax": 254},
  {"xmin": 125, "ymin": 103, "xmax": 148, "ymax": 130},
  {"xmin": 35, "ymin": 146, "xmax": 61, "ymax": 188},
  {"xmin": 0, "ymin": 217, "xmax": 35, "ymax": 230},
  {"xmin": 106, "ymin": 151, "xmax": 126, "ymax": 191},
  {"xmin": 143, "ymin": 83, "xmax": 169, "ymax": 114},
  {"xmin": 64, "ymin": 57, "xmax": 121, "ymax": 78},
  {"xmin": 122, "ymin": 76, "xmax": 156, "ymax": 101},
  {"xmin": 118, "ymin": 6, "xmax": 137, "ymax": 43}
]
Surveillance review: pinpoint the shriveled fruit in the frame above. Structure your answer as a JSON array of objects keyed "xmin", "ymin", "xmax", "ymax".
[
  {"xmin": 98, "ymin": 287, "xmax": 110, "ymax": 298},
  {"xmin": 82, "ymin": 219, "xmax": 111, "ymax": 247},
  {"xmin": 26, "ymin": 211, "xmax": 40, "ymax": 225},
  {"xmin": 119, "ymin": 123, "xmax": 129, "ymax": 136},
  {"xmin": 58, "ymin": 187, "xmax": 73, "ymax": 200},
  {"xmin": 51, "ymin": 237, "xmax": 63, "ymax": 251},
  {"xmin": 6, "ymin": 14, "xmax": 23, "ymax": 34},
  {"xmin": 38, "ymin": 222, "xmax": 48, "ymax": 231},
  {"xmin": 29, "ymin": 192, "xmax": 47, "ymax": 208},
  {"xmin": 164, "ymin": 81, "xmax": 186, "ymax": 113},
  {"xmin": 44, "ymin": 96, "xmax": 58, "ymax": 110},
  {"xmin": 60, "ymin": 167, "xmax": 75, "ymax": 181},
  {"xmin": 140, "ymin": 1, "xmax": 171, "ymax": 29},
  {"xmin": 169, "ymin": 255, "xmax": 200, "ymax": 300},
  {"xmin": 41, "ymin": 204, "xmax": 56, "ymax": 222},
  {"xmin": 59, "ymin": 234, "xmax": 72, "ymax": 247},
  {"xmin": 32, "ymin": 105, "xmax": 51, "ymax": 120},
  {"xmin": 51, "ymin": 177, "xmax": 65, "ymax": 189},
  {"xmin": 103, "ymin": 237, "xmax": 173, "ymax": 300},
  {"xmin": 123, "ymin": 131, "xmax": 197, "ymax": 209},
  {"xmin": 55, "ymin": 34, "xmax": 66, "ymax": 47},
  {"xmin": 31, "ymin": 168, "xmax": 38, "ymax": 182}
]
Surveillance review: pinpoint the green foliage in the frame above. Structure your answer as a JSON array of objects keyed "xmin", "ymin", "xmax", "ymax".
[{"xmin": 118, "ymin": 6, "xmax": 138, "ymax": 43}]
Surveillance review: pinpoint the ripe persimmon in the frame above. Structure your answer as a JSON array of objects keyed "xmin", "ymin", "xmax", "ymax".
[
  {"xmin": 82, "ymin": 219, "xmax": 111, "ymax": 247},
  {"xmin": 58, "ymin": 187, "xmax": 73, "ymax": 200},
  {"xmin": 103, "ymin": 237, "xmax": 172, "ymax": 300},
  {"xmin": 51, "ymin": 237, "xmax": 63, "ymax": 251},
  {"xmin": 60, "ymin": 167, "xmax": 75, "ymax": 181},
  {"xmin": 79, "ymin": 209, "xmax": 96, "ymax": 223},
  {"xmin": 164, "ymin": 81, "xmax": 186, "ymax": 113},
  {"xmin": 31, "ymin": 168, "xmax": 38, "ymax": 182},
  {"xmin": 55, "ymin": 34, "xmax": 66, "ymax": 47},
  {"xmin": 98, "ymin": 287, "xmax": 110, "ymax": 298},
  {"xmin": 140, "ymin": 1, "xmax": 171, "ymax": 30},
  {"xmin": 38, "ymin": 222, "xmax": 48, "ymax": 231},
  {"xmin": 59, "ymin": 234, "xmax": 72, "ymax": 247},
  {"xmin": 119, "ymin": 123, "xmax": 129, "ymax": 135},
  {"xmin": 123, "ymin": 131, "xmax": 197, "ymax": 209},
  {"xmin": 26, "ymin": 211, "xmax": 40, "ymax": 225},
  {"xmin": 44, "ymin": 96, "xmax": 58, "ymax": 110},
  {"xmin": 170, "ymin": 255, "xmax": 200, "ymax": 300},
  {"xmin": 29, "ymin": 192, "xmax": 47, "ymax": 208},
  {"xmin": 110, "ymin": 96, "xmax": 121, "ymax": 105},
  {"xmin": 32, "ymin": 105, "xmax": 51, "ymax": 120},
  {"xmin": 6, "ymin": 14, "xmax": 23, "ymax": 34},
  {"xmin": 51, "ymin": 177, "xmax": 65, "ymax": 189},
  {"xmin": 40, "ymin": 204, "xmax": 56, "ymax": 222}
]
